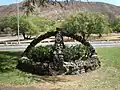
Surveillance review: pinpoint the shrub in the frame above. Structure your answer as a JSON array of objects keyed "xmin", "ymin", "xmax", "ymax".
[
  {"xmin": 26, "ymin": 44, "xmax": 86, "ymax": 62},
  {"xmin": 27, "ymin": 45, "xmax": 54, "ymax": 62},
  {"xmin": 63, "ymin": 45, "xmax": 86, "ymax": 61},
  {"xmin": 18, "ymin": 44, "xmax": 99, "ymax": 75}
]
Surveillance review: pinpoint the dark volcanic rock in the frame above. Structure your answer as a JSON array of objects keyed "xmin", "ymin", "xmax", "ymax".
[{"xmin": 17, "ymin": 29, "xmax": 101, "ymax": 76}]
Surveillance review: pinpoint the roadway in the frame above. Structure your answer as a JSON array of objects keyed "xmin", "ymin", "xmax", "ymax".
[{"xmin": 0, "ymin": 41, "xmax": 120, "ymax": 51}]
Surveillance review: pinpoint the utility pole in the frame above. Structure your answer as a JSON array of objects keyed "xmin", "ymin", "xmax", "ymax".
[{"xmin": 16, "ymin": 0, "xmax": 20, "ymax": 44}]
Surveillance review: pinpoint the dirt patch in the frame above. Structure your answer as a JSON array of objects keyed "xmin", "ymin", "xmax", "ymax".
[{"xmin": 0, "ymin": 66, "xmax": 120, "ymax": 90}]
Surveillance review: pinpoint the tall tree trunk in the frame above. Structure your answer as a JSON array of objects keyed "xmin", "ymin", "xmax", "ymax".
[{"xmin": 22, "ymin": 32, "xmax": 26, "ymax": 39}]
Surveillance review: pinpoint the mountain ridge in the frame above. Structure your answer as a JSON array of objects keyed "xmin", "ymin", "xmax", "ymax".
[{"xmin": 0, "ymin": 2, "xmax": 120, "ymax": 19}]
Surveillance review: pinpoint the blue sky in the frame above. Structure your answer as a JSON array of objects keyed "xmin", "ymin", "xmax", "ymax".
[
  {"xmin": 0, "ymin": 0, "xmax": 24, "ymax": 5},
  {"xmin": 0, "ymin": 0, "xmax": 120, "ymax": 6},
  {"xmin": 85, "ymin": 0, "xmax": 120, "ymax": 6}
]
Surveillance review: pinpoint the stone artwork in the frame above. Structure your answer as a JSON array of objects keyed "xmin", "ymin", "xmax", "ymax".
[
  {"xmin": 49, "ymin": 28, "xmax": 100, "ymax": 75},
  {"xmin": 17, "ymin": 28, "xmax": 101, "ymax": 76},
  {"xmin": 53, "ymin": 29, "xmax": 65, "ymax": 69}
]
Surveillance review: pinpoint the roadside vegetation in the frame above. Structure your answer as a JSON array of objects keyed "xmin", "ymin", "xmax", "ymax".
[
  {"xmin": 61, "ymin": 12, "xmax": 111, "ymax": 39},
  {"xmin": 0, "ymin": 15, "xmax": 55, "ymax": 39},
  {"xmin": 0, "ymin": 12, "xmax": 118, "ymax": 40},
  {"xmin": 113, "ymin": 17, "xmax": 120, "ymax": 33}
]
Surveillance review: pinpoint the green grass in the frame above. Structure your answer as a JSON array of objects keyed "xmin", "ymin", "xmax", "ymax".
[
  {"xmin": 0, "ymin": 51, "xmax": 41, "ymax": 85},
  {"xmin": 0, "ymin": 47, "xmax": 120, "ymax": 89},
  {"xmin": 88, "ymin": 47, "xmax": 120, "ymax": 89},
  {"xmin": 97, "ymin": 47, "xmax": 120, "ymax": 69}
]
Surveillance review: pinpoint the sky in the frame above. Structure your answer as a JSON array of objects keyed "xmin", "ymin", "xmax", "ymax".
[
  {"xmin": 0, "ymin": 0, "xmax": 24, "ymax": 5},
  {"xmin": 0, "ymin": 0, "xmax": 120, "ymax": 6}
]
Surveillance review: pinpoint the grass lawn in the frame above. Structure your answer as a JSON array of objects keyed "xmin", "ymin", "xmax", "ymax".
[
  {"xmin": 0, "ymin": 51, "xmax": 40, "ymax": 85},
  {"xmin": 0, "ymin": 47, "xmax": 120, "ymax": 90}
]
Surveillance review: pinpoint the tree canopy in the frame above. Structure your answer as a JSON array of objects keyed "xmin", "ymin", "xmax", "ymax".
[
  {"xmin": 0, "ymin": 15, "xmax": 55, "ymax": 39},
  {"xmin": 113, "ymin": 17, "xmax": 120, "ymax": 33},
  {"xmin": 60, "ymin": 12, "xmax": 110, "ymax": 40}
]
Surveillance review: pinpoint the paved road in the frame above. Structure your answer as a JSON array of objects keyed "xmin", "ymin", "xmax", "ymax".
[{"xmin": 0, "ymin": 41, "xmax": 120, "ymax": 51}]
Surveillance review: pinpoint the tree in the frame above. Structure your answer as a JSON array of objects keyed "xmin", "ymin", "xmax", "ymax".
[
  {"xmin": 0, "ymin": 15, "xmax": 56, "ymax": 39},
  {"xmin": 30, "ymin": 16, "xmax": 56, "ymax": 32},
  {"xmin": 113, "ymin": 17, "xmax": 120, "ymax": 33},
  {"xmin": 8, "ymin": 15, "xmax": 39, "ymax": 39},
  {"xmin": 0, "ymin": 15, "xmax": 39, "ymax": 39},
  {"xmin": 0, "ymin": 17, "xmax": 12, "ymax": 34},
  {"xmin": 61, "ymin": 12, "xmax": 110, "ymax": 40}
]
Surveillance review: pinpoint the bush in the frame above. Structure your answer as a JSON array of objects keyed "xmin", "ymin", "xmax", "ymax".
[
  {"xmin": 27, "ymin": 45, "xmax": 54, "ymax": 62},
  {"xmin": 26, "ymin": 44, "xmax": 86, "ymax": 62},
  {"xmin": 18, "ymin": 45, "xmax": 100, "ymax": 75},
  {"xmin": 63, "ymin": 45, "xmax": 86, "ymax": 61}
]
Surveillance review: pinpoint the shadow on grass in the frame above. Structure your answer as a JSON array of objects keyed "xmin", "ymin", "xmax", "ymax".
[{"xmin": 0, "ymin": 51, "xmax": 69, "ymax": 85}]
